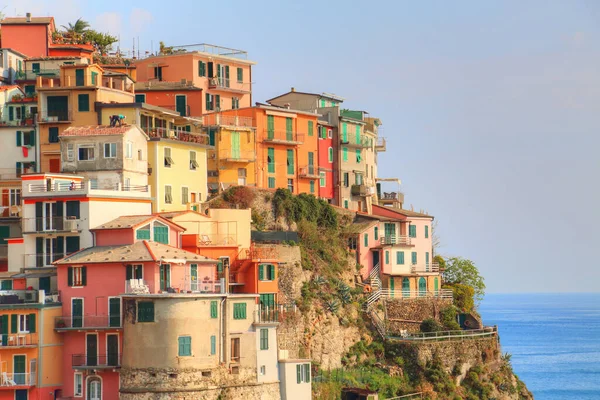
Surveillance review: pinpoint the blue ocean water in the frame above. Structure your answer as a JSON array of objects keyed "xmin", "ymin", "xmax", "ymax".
[{"xmin": 479, "ymin": 293, "xmax": 600, "ymax": 400}]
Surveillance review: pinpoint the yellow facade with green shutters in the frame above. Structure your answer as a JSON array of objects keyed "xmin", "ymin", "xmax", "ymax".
[{"xmin": 148, "ymin": 139, "xmax": 209, "ymax": 212}]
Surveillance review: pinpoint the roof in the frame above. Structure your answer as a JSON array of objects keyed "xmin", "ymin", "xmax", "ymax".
[
  {"xmin": 254, "ymin": 102, "xmax": 320, "ymax": 117},
  {"xmin": 100, "ymin": 64, "xmax": 137, "ymax": 69},
  {"xmin": 54, "ymin": 240, "xmax": 216, "ymax": 265},
  {"xmin": 0, "ymin": 271, "xmax": 21, "ymax": 279},
  {"xmin": 0, "ymin": 48, "xmax": 29, "ymax": 58},
  {"xmin": 26, "ymin": 56, "xmax": 85, "ymax": 61},
  {"xmin": 346, "ymin": 216, "xmax": 379, "ymax": 234},
  {"xmin": 0, "ymin": 85, "xmax": 23, "ymax": 93},
  {"xmin": 1, "ymin": 17, "xmax": 54, "ymax": 25},
  {"xmin": 60, "ymin": 125, "xmax": 142, "ymax": 137},
  {"xmin": 134, "ymin": 82, "xmax": 202, "ymax": 92},
  {"xmin": 92, "ymin": 215, "xmax": 185, "ymax": 232},
  {"xmin": 372, "ymin": 204, "xmax": 433, "ymax": 219},
  {"xmin": 155, "ymin": 210, "xmax": 209, "ymax": 220},
  {"xmin": 267, "ymin": 89, "xmax": 344, "ymax": 103}
]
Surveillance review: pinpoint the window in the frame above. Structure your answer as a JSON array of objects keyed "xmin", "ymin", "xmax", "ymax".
[
  {"xmin": 126, "ymin": 141, "xmax": 133, "ymax": 159},
  {"xmin": 138, "ymin": 301, "xmax": 154, "ymax": 322},
  {"xmin": 199, "ymin": 61, "xmax": 206, "ymax": 77},
  {"xmin": 17, "ymin": 130, "xmax": 35, "ymax": 146},
  {"xmin": 182, "ymin": 187, "xmax": 189, "ymax": 204},
  {"xmin": 296, "ymin": 363, "xmax": 311, "ymax": 383},
  {"xmin": 237, "ymin": 67, "xmax": 243, "ymax": 83},
  {"xmin": 374, "ymin": 226, "xmax": 379, "ymax": 240},
  {"xmin": 356, "ymin": 149, "xmax": 362, "ymax": 163},
  {"xmin": 344, "ymin": 199, "xmax": 349, "ymax": 209},
  {"xmin": 126, "ymin": 264, "xmax": 143, "ymax": 280},
  {"xmin": 286, "ymin": 149, "xmax": 294, "ymax": 174},
  {"xmin": 411, "ymin": 252, "xmax": 417, "ymax": 265},
  {"xmin": 258, "ymin": 264, "xmax": 276, "ymax": 281},
  {"xmin": 32, "ymin": 62, "xmax": 40, "ymax": 73},
  {"xmin": 154, "ymin": 66, "xmax": 163, "ymax": 81},
  {"xmin": 308, "ymin": 121, "xmax": 313, "ymax": 136},
  {"xmin": 342, "ymin": 147, "xmax": 348, "ymax": 161},
  {"xmin": 233, "ymin": 303, "xmax": 247, "ymax": 319},
  {"xmin": 328, "ymin": 129, "xmax": 332, "ymax": 139},
  {"xmin": 67, "ymin": 266, "xmax": 87, "ymax": 286},
  {"xmin": 138, "ymin": 149, "xmax": 143, "ymax": 160},
  {"xmin": 409, "ymin": 225, "xmax": 416, "ymax": 238},
  {"xmin": 267, "ymin": 148, "xmax": 275, "ymax": 173},
  {"xmin": 190, "ymin": 151, "xmax": 199, "ymax": 170},
  {"xmin": 210, "ymin": 301, "xmax": 218, "ymax": 319},
  {"xmin": 364, "ymin": 233, "xmax": 368, "ymax": 247},
  {"xmin": 78, "ymin": 145, "xmax": 95, "ymax": 161},
  {"xmin": 135, "ymin": 93, "xmax": 146, "ymax": 103},
  {"xmin": 310, "ymin": 181, "xmax": 315, "ymax": 194},
  {"xmin": 348, "ymin": 237, "xmax": 357, "ymax": 250},
  {"xmin": 91, "ymin": 71, "xmax": 98, "ymax": 85},
  {"xmin": 18, "ymin": 314, "xmax": 29, "ymax": 333},
  {"xmin": 328, "ymin": 147, "xmax": 333, "ymax": 163},
  {"xmin": 268, "ymin": 177, "xmax": 275, "ymax": 188},
  {"xmin": 355, "ymin": 173, "xmax": 363, "ymax": 185},
  {"xmin": 343, "ymin": 172, "xmax": 349, "ymax": 187},
  {"xmin": 136, "ymin": 225, "xmax": 151, "ymax": 240},
  {"xmin": 164, "ymin": 147, "xmax": 173, "ymax": 167},
  {"xmin": 287, "ymin": 179, "xmax": 294, "ymax": 192},
  {"xmin": 77, "ymin": 94, "xmax": 89, "ymax": 112},
  {"xmin": 396, "ymin": 251, "xmax": 405, "ymax": 265},
  {"xmin": 260, "ymin": 365, "xmax": 266, "ymax": 376},
  {"xmin": 232, "ymin": 97, "xmax": 240, "ymax": 109},
  {"xmin": 104, "ymin": 143, "xmax": 117, "ymax": 158},
  {"xmin": 342, "ymin": 123, "xmax": 348, "ymax": 142},
  {"xmin": 425, "ymin": 225, "xmax": 429, "ymax": 238},
  {"xmin": 178, "ymin": 336, "xmax": 192, "ymax": 356},
  {"xmin": 319, "ymin": 172, "xmax": 326, "ymax": 187},
  {"xmin": 67, "ymin": 143, "xmax": 75, "ymax": 161},
  {"xmin": 210, "ymin": 335, "xmax": 217, "ymax": 355},
  {"xmin": 165, "ymin": 185, "xmax": 172, "ymax": 204},
  {"xmin": 260, "ymin": 329, "xmax": 269, "ymax": 350},
  {"xmin": 74, "ymin": 372, "xmax": 83, "ymax": 397},
  {"xmin": 230, "ymin": 337, "xmax": 240, "ymax": 362},
  {"xmin": 49, "ymin": 127, "xmax": 59, "ymax": 143},
  {"xmin": 0, "ymin": 280, "xmax": 12, "ymax": 290}
]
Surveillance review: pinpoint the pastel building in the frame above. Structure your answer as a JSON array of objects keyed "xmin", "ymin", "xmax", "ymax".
[
  {"xmin": 0, "ymin": 48, "xmax": 27, "ymax": 85},
  {"xmin": 317, "ymin": 120, "xmax": 334, "ymax": 201},
  {"xmin": 134, "ymin": 44, "xmax": 256, "ymax": 114},
  {"xmin": 134, "ymin": 81, "xmax": 203, "ymax": 117}
]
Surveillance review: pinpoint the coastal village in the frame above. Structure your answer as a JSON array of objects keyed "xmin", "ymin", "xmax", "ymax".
[{"xmin": 0, "ymin": 13, "xmax": 531, "ymax": 400}]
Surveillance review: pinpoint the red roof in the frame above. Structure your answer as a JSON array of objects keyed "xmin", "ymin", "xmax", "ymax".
[
  {"xmin": 60, "ymin": 125, "xmax": 132, "ymax": 137},
  {"xmin": 0, "ymin": 85, "xmax": 22, "ymax": 92}
]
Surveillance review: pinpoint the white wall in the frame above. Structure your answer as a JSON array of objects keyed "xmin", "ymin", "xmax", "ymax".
[{"xmin": 255, "ymin": 325, "xmax": 278, "ymax": 383}]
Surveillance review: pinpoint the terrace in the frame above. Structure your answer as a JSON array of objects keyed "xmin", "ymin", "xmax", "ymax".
[
  {"xmin": 263, "ymin": 129, "xmax": 304, "ymax": 145},
  {"xmin": 54, "ymin": 315, "xmax": 121, "ymax": 331},
  {"xmin": 0, "ymin": 289, "xmax": 60, "ymax": 306},
  {"xmin": 22, "ymin": 180, "xmax": 151, "ymax": 199},
  {"xmin": 218, "ymin": 150, "xmax": 256, "ymax": 163},
  {"xmin": 143, "ymin": 127, "xmax": 212, "ymax": 147},
  {"xmin": 202, "ymin": 113, "xmax": 254, "ymax": 128}
]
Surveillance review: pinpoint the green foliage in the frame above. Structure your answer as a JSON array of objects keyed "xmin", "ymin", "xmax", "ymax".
[
  {"xmin": 272, "ymin": 189, "xmax": 338, "ymax": 229},
  {"xmin": 84, "ymin": 30, "xmax": 118, "ymax": 55},
  {"xmin": 444, "ymin": 283, "xmax": 475, "ymax": 313},
  {"xmin": 424, "ymin": 357, "xmax": 456, "ymax": 395},
  {"xmin": 420, "ymin": 318, "xmax": 443, "ymax": 333},
  {"xmin": 439, "ymin": 305, "xmax": 461, "ymax": 331},
  {"xmin": 462, "ymin": 365, "xmax": 495, "ymax": 399},
  {"xmin": 443, "ymin": 257, "xmax": 486, "ymax": 304},
  {"xmin": 251, "ymin": 210, "xmax": 267, "ymax": 231},
  {"xmin": 222, "ymin": 186, "xmax": 255, "ymax": 208}
]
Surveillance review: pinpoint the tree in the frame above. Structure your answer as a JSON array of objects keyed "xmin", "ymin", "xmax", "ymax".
[
  {"xmin": 84, "ymin": 30, "xmax": 118, "ymax": 56},
  {"xmin": 443, "ymin": 257, "xmax": 485, "ymax": 304},
  {"xmin": 159, "ymin": 41, "xmax": 174, "ymax": 55},
  {"xmin": 62, "ymin": 18, "xmax": 90, "ymax": 35}
]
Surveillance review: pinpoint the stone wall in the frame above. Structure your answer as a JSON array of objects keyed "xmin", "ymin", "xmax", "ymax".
[{"xmin": 384, "ymin": 297, "xmax": 452, "ymax": 333}]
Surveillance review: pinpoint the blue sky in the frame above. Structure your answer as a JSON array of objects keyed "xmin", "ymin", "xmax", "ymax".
[{"xmin": 7, "ymin": 1, "xmax": 599, "ymax": 292}]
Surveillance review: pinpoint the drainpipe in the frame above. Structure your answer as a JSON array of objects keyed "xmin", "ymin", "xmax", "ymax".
[{"xmin": 220, "ymin": 297, "xmax": 226, "ymax": 363}]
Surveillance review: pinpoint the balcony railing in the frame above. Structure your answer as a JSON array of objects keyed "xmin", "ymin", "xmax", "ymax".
[
  {"xmin": 22, "ymin": 217, "xmax": 81, "ymax": 233},
  {"xmin": 72, "ymin": 354, "xmax": 121, "ymax": 369},
  {"xmin": 218, "ymin": 150, "xmax": 255, "ymax": 162},
  {"xmin": 37, "ymin": 110, "xmax": 73, "ymax": 123},
  {"xmin": 298, "ymin": 166, "xmax": 319, "ymax": 178},
  {"xmin": 125, "ymin": 278, "xmax": 223, "ymax": 295},
  {"xmin": 380, "ymin": 288, "xmax": 453, "ymax": 300},
  {"xmin": 253, "ymin": 304, "xmax": 298, "ymax": 324},
  {"xmin": 411, "ymin": 263, "xmax": 440, "ymax": 274},
  {"xmin": 0, "ymin": 372, "xmax": 36, "ymax": 387},
  {"xmin": 379, "ymin": 235, "xmax": 411, "ymax": 246},
  {"xmin": 15, "ymin": 69, "xmax": 60, "ymax": 80},
  {"xmin": 375, "ymin": 137, "xmax": 386, "ymax": 151},
  {"xmin": 23, "ymin": 180, "xmax": 150, "ymax": 197},
  {"xmin": 380, "ymin": 191, "xmax": 404, "ymax": 204},
  {"xmin": 194, "ymin": 233, "xmax": 237, "ymax": 246},
  {"xmin": 55, "ymin": 315, "xmax": 121, "ymax": 330},
  {"xmin": 263, "ymin": 130, "xmax": 304, "ymax": 145},
  {"xmin": 0, "ymin": 333, "xmax": 38, "ymax": 347},
  {"xmin": 351, "ymin": 184, "xmax": 371, "ymax": 197},
  {"xmin": 0, "ymin": 290, "xmax": 40, "ymax": 304},
  {"xmin": 144, "ymin": 127, "xmax": 211, "ymax": 146},
  {"xmin": 207, "ymin": 77, "xmax": 249, "ymax": 93},
  {"xmin": 202, "ymin": 114, "xmax": 254, "ymax": 127},
  {"xmin": 340, "ymin": 136, "xmax": 372, "ymax": 148},
  {"xmin": 24, "ymin": 252, "xmax": 66, "ymax": 268}
]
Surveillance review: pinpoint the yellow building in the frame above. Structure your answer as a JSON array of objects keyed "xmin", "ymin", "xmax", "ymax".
[
  {"xmin": 36, "ymin": 63, "xmax": 135, "ymax": 172},
  {"xmin": 202, "ymin": 113, "xmax": 256, "ymax": 194}
]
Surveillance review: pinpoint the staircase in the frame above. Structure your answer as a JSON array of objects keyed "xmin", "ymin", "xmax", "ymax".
[{"xmin": 365, "ymin": 263, "xmax": 382, "ymax": 308}]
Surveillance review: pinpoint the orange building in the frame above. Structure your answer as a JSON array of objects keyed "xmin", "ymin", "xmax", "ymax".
[
  {"xmin": 0, "ymin": 16, "xmax": 55, "ymax": 58},
  {"xmin": 134, "ymin": 44, "xmax": 255, "ymax": 114},
  {"xmin": 210, "ymin": 104, "xmax": 319, "ymax": 195},
  {"xmin": 133, "ymin": 82, "xmax": 203, "ymax": 117}
]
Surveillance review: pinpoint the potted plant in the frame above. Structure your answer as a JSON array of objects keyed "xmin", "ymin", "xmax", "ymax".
[
  {"xmin": 11, "ymin": 93, "xmax": 23, "ymax": 102},
  {"xmin": 24, "ymin": 112, "xmax": 33, "ymax": 125},
  {"xmin": 55, "ymin": 318, "xmax": 67, "ymax": 329}
]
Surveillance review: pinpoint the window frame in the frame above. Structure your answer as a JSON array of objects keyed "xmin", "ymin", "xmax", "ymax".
[
  {"xmin": 165, "ymin": 185, "xmax": 173, "ymax": 204},
  {"xmin": 189, "ymin": 151, "xmax": 199, "ymax": 170},
  {"xmin": 137, "ymin": 301, "xmax": 155, "ymax": 322},
  {"xmin": 164, "ymin": 147, "xmax": 174, "ymax": 167},
  {"xmin": 181, "ymin": 186, "xmax": 189, "ymax": 204},
  {"xmin": 126, "ymin": 141, "xmax": 133, "ymax": 159},
  {"xmin": 319, "ymin": 172, "xmax": 326, "ymax": 188},
  {"xmin": 74, "ymin": 372, "xmax": 83, "ymax": 397},
  {"xmin": 178, "ymin": 335, "xmax": 192, "ymax": 357},
  {"xmin": 77, "ymin": 144, "xmax": 95, "ymax": 161},
  {"xmin": 103, "ymin": 143, "xmax": 117, "ymax": 159},
  {"xmin": 259, "ymin": 328, "xmax": 269, "ymax": 350}
]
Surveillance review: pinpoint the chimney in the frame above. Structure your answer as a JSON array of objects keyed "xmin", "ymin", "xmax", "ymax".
[
  {"xmin": 284, "ymin": 103, "xmax": 290, "ymax": 109},
  {"xmin": 291, "ymin": 87, "xmax": 295, "ymax": 92},
  {"xmin": 26, "ymin": 13, "xmax": 31, "ymax": 23}
]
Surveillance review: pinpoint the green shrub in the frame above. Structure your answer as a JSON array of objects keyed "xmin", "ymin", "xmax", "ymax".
[
  {"xmin": 420, "ymin": 318, "xmax": 443, "ymax": 333},
  {"xmin": 440, "ymin": 305, "xmax": 461, "ymax": 331},
  {"xmin": 221, "ymin": 186, "xmax": 255, "ymax": 208},
  {"xmin": 444, "ymin": 283, "xmax": 475, "ymax": 313}
]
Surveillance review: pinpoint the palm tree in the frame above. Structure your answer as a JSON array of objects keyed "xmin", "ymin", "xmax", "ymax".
[{"xmin": 62, "ymin": 18, "xmax": 90, "ymax": 34}]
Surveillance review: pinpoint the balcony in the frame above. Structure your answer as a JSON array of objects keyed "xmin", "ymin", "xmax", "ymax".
[
  {"xmin": 144, "ymin": 127, "xmax": 212, "ymax": 147},
  {"xmin": 15, "ymin": 69, "xmax": 60, "ymax": 81},
  {"xmin": 203, "ymin": 114, "xmax": 254, "ymax": 128},
  {"xmin": 379, "ymin": 191, "xmax": 404, "ymax": 206},
  {"xmin": 187, "ymin": 232, "xmax": 238, "ymax": 247},
  {"xmin": 298, "ymin": 166, "xmax": 319, "ymax": 179},
  {"xmin": 340, "ymin": 136, "xmax": 372, "ymax": 149},
  {"xmin": 379, "ymin": 235, "xmax": 411, "ymax": 246},
  {"xmin": 0, "ymin": 372, "xmax": 36, "ymax": 388},
  {"xmin": 0, "ymin": 333, "xmax": 38, "ymax": 347},
  {"xmin": 55, "ymin": 315, "xmax": 121, "ymax": 331},
  {"xmin": 22, "ymin": 217, "xmax": 81, "ymax": 233},
  {"xmin": 124, "ymin": 278, "xmax": 222, "ymax": 295},
  {"xmin": 37, "ymin": 110, "xmax": 73, "ymax": 123},
  {"xmin": 207, "ymin": 77, "xmax": 250, "ymax": 93},
  {"xmin": 23, "ymin": 180, "xmax": 150, "ymax": 199},
  {"xmin": 351, "ymin": 184, "xmax": 371, "ymax": 197},
  {"xmin": 379, "ymin": 288, "xmax": 453, "ymax": 300},
  {"xmin": 24, "ymin": 253, "xmax": 66, "ymax": 268},
  {"xmin": 411, "ymin": 263, "xmax": 440, "ymax": 274},
  {"xmin": 72, "ymin": 354, "xmax": 121, "ymax": 370},
  {"xmin": 219, "ymin": 150, "xmax": 255, "ymax": 163},
  {"xmin": 263, "ymin": 130, "xmax": 304, "ymax": 145},
  {"xmin": 375, "ymin": 137, "xmax": 386, "ymax": 152},
  {"xmin": 0, "ymin": 289, "xmax": 60, "ymax": 305}
]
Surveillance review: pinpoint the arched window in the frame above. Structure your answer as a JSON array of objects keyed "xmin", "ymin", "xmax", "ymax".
[
  {"xmin": 87, "ymin": 376, "xmax": 102, "ymax": 400},
  {"xmin": 418, "ymin": 277, "xmax": 427, "ymax": 297},
  {"xmin": 402, "ymin": 278, "xmax": 410, "ymax": 298}
]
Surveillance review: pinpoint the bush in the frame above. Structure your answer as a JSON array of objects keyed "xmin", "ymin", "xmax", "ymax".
[
  {"xmin": 440, "ymin": 305, "xmax": 461, "ymax": 331},
  {"xmin": 222, "ymin": 186, "xmax": 255, "ymax": 208},
  {"xmin": 420, "ymin": 318, "xmax": 443, "ymax": 333}
]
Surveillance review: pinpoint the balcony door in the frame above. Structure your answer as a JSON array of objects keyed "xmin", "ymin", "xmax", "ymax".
[
  {"xmin": 13, "ymin": 355, "xmax": 26, "ymax": 385},
  {"xmin": 107, "ymin": 334, "xmax": 119, "ymax": 366},
  {"xmin": 384, "ymin": 223, "xmax": 396, "ymax": 240},
  {"xmin": 72, "ymin": 298, "xmax": 83, "ymax": 328},
  {"xmin": 86, "ymin": 334, "xmax": 98, "ymax": 366},
  {"xmin": 87, "ymin": 377, "xmax": 102, "ymax": 400}
]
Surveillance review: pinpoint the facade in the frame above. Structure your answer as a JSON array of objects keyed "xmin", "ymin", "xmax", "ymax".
[
  {"xmin": 134, "ymin": 45, "xmax": 255, "ymax": 114},
  {"xmin": 317, "ymin": 120, "xmax": 335, "ymax": 201},
  {"xmin": 0, "ymin": 49, "xmax": 27, "ymax": 85},
  {"xmin": 0, "ymin": 273, "xmax": 62, "ymax": 400},
  {"xmin": 133, "ymin": 82, "xmax": 203, "ymax": 117},
  {"xmin": 279, "ymin": 359, "xmax": 312, "ymax": 400},
  {"xmin": 0, "ymin": 17, "xmax": 55, "ymax": 58},
  {"xmin": 59, "ymin": 125, "xmax": 149, "ymax": 188}
]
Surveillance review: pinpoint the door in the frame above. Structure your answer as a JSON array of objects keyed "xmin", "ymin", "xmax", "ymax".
[
  {"xmin": 418, "ymin": 277, "xmax": 427, "ymax": 297},
  {"xmin": 159, "ymin": 264, "xmax": 171, "ymax": 291},
  {"xmin": 15, "ymin": 390, "xmax": 27, "ymax": 400},
  {"xmin": 402, "ymin": 278, "xmax": 410, "ymax": 298},
  {"xmin": 13, "ymin": 355, "xmax": 26, "ymax": 385},
  {"xmin": 109, "ymin": 298, "xmax": 120, "ymax": 328},
  {"xmin": 190, "ymin": 264, "xmax": 198, "ymax": 291},
  {"xmin": 88, "ymin": 378, "xmax": 101, "ymax": 400},
  {"xmin": 384, "ymin": 223, "xmax": 396, "ymax": 241},
  {"xmin": 175, "ymin": 95, "xmax": 187, "ymax": 116},
  {"xmin": 107, "ymin": 334, "xmax": 119, "ymax": 366},
  {"xmin": 231, "ymin": 131, "xmax": 240, "ymax": 159},
  {"xmin": 372, "ymin": 250, "xmax": 380, "ymax": 269},
  {"xmin": 237, "ymin": 168, "xmax": 246, "ymax": 185},
  {"xmin": 0, "ymin": 315, "xmax": 7, "ymax": 346},
  {"xmin": 72, "ymin": 299, "xmax": 83, "ymax": 328},
  {"xmin": 389, "ymin": 277, "xmax": 395, "ymax": 298},
  {"xmin": 49, "ymin": 158, "xmax": 60, "ymax": 173},
  {"xmin": 86, "ymin": 334, "xmax": 97, "ymax": 366},
  {"xmin": 39, "ymin": 277, "xmax": 50, "ymax": 293}
]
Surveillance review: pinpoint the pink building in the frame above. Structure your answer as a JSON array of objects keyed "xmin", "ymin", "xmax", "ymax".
[
  {"xmin": 53, "ymin": 215, "xmax": 217, "ymax": 400},
  {"xmin": 318, "ymin": 121, "xmax": 334, "ymax": 201}
]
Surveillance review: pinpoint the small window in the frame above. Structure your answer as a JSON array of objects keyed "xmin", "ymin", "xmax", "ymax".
[
  {"xmin": 237, "ymin": 67, "xmax": 243, "ymax": 83},
  {"xmin": 260, "ymin": 328, "xmax": 269, "ymax": 350},
  {"xmin": 328, "ymin": 129, "xmax": 332, "ymax": 138},
  {"xmin": 268, "ymin": 177, "xmax": 275, "ymax": 188},
  {"xmin": 411, "ymin": 252, "xmax": 417, "ymax": 265},
  {"xmin": 67, "ymin": 143, "xmax": 75, "ymax": 161},
  {"xmin": 210, "ymin": 301, "xmax": 218, "ymax": 319},
  {"xmin": 319, "ymin": 172, "xmax": 326, "ymax": 188},
  {"xmin": 178, "ymin": 336, "xmax": 192, "ymax": 356},
  {"xmin": 164, "ymin": 147, "xmax": 174, "ymax": 167},
  {"xmin": 165, "ymin": 185, "xmax": 173, "ymax": 204},
  {"xmin": 364, "ymin": 233, "xmax": 368, "ymax": 247},
  {"xmin": 190, "ymin": 151, "xmax": 199, "ymax": 170},
  {"xmin": 68, "ymin": 266, "xmax": 87, "ymax": 287},
  {"xmin": 409, "ymin": 225, "xmax": 416, "ymax": 238},
  {"xmin": 260, "ymin": 365, "xmax": 266, "ymax": 375},
  {"xmin": 135, "ymin": 94, "xmax": 146, "ymax": 103},
  {"xmin": 49, "ymin": 127, "xmax": 59, "ymax": 143},
  {"xmin": 181, "ymin": 187, "xmax": 189, "ymax": 204},
  {"xmin": 233, "ymin": 303, "xmax": 247, "ymax": 320},
  {"xmin": 328, "ymin": 147, "xmax": 333, "ymax": 163},
  {"xmin": 78, "ymin": 145, "xmax": 95, "ymax": 161},
  {"xmin": 126, "ymin": 141, "xmax": 133, "ymax": 159},
  {"xmin": 287, "ymin": 179, "xmax": 294, "ymax": 192},
  {"xmin": 296, "ymin": 363, "xmax": 311, "ymax": 383},
  {"xmin": 258, "ymin": 264, "xmax": 276, "ymax": 281},
  {"xmin": 210, "ymin": 335, "xmax": 216, "ymax": 355},
  {"xmin": 396, "ymin": 251, "xmax": 405, "ymax": 265},
  {"xmin": 344, "ymin": 199, "xmax": 349, "ymax": 209},
  {"xmin": 77, "ymin": 94, "xmax": 90, "ymax": 112},
  {"xmin": 104, "ymin": 143, "xmax": 117, "ymax": 158},
  {"xmin": 18, "ymin": 314, "xmax": 30, "ymax": 333},
  {"xmin": 138, "ymin": 301, "xmax": 155, "ymax": 322},
  {"xmin": 74, "ymin": 372, "xmax": 83, "ymax": 397},
  {"xmin": 231, "ymin": 337, "xmax": 240, "ymax": 363},
  {"xmin": 425, "ymin": 225, "xmax": 429, "ymax": 238}
]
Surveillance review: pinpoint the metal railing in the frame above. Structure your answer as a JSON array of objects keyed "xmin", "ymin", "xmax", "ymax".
[
  {"xmin": 24, "ymin": 253, "xmax": 66, "ymax": 268},
  {"xmin": 340, "ymin": 136, "xmax": 372, "ymax": 148},
  {"xmin": 298, "ymin": 166, "xmax": 318, "ymax": 177},
  {"xmin": 379, "ymin": 235, "xmax": 411, "ymax": 246},
  {"xmin": 375, "ymin": 137, "xmax": 386, "ymax": 151},
  {"xmin": 202, "ymin": 114, "xmax": 254, "ymax": 127},
  {"xmin": 22, "ymin": 217, "xmax": 80, "ymax": 232},
  {"xmin": 0, "ymin": 372, "xmax": 36, "ymax": 386},
  {"xmin": 263, "ymin": 130, "xmax": 304, "ymax": 144},
  {"xmin": 16, "ymin": 69, "xmax": 60, "ymax": 80},
  {"xmin": 72, "ymin": 354, "xmax": 121, "ymax": 368},
  {"xmin": 388, "ymin": 326, "xmax": 498, "ymax": 342},
  {"xmin": 144, "ymin": 127, "xmax": 211, "ymax": 145},
  {"xmin": 219, "ymin": 150, "xmax": 255, "ymax": 162},
  {"xmin": 54, "ymin": 315, "xmax": 121, "ymax": 330},
  {"xmin": 0, "ymin": 333, "xmax": 38, "ymax": 347},
  {"xmin": 254, "ymin": 304, "xmax": 297, "ymax": 323},
  {"xmin": 0, "ymin": 290, "xmax": 40, "ymax": 304},
  {"xmin": 381, "ymin": 288, "xmax": 453, "ymax": 300},
  {"xmin": 411, "ymin": 263, "xmax": 440, "ymax": 274},
  {"xmin": 25, "ymin": 181, "xmax": 149, "ymax": 195},
  {"xmin": 381, "ymin": 191, "xmax": 404, "ymax": 201},
  {"xmin": 37, "ymin": 110, "xmax": 73, "ymax": 123}
]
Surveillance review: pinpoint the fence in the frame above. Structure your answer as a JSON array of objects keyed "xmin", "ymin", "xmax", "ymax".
[
  {"xmin": 0, "ymin": 372, "xmax": 36, "ymax": 386},
  {"xmin": 251, "ymin": 230, "xmax": 299, "ymax": 243},
  {"xmin": 0, "ymin": 333, "xmax": 38, "ymax": 347},
  {"xmin": 54, "ymin": 315, "xmax": 121, "ymax": 330},
  {"xmin": 263, "ymin": 129, "xmax": 305, "ymax": 144},
  {"xmin": 387, "ymin": 326, "xmax": 498, "ymax": 342},
  {"xmin": 72, "ymin": 354, "xmax": 121, "ymax": 368}
]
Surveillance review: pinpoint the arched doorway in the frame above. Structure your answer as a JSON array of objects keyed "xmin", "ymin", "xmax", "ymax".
[
  {"xmin": 402, "ymin": 278, "xmax": 410, "ymax": 298},
  {"xmin": 418, "ymin": 277, "xmax": 427, "ymax": 297},
  {"xmin": 86, "ymin": 376, "xmax": 102, "ymax": 400}
]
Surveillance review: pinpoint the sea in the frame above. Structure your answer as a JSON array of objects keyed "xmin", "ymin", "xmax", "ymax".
[{"xmin": 479, "ymin": 293, "xmax": 600, "ymax": 400}]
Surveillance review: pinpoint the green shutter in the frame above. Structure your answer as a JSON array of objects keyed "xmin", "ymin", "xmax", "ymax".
[
  {"xmin": 78, "ymin": 94, "xmax": 89, "ymax": 112},
  {"xmin": 237, "ymin": 67, "xmax": 243, "ymax": 83},
  {"xmin": 269, "ymin": 264, "xmax": 275, "ymax": 280},
  {"xmin": 178, "ymin": 336, "xmax": 191, "ymax": 356},
  {"xmin": 355, "ymin": 125, "xmax": 360, "ymax": 144},
  {"xmin": 356, "ymin": 149, "xmax": 361, "ymax": 163},
  {"xmin": 374, "ymin": 227, "xmax": 379, "ymax": 240},
  {"xmin": 425, "ymin": 225, "xmax": 429, "ymax": 238},
  {"xmin": 16, "ymin": 131, "xmax": 21, "ymax": 146},
  {"xmin": 81, "ymin": 266, "xmax": 87, "ymax": 286},
  {"xmin": 412, "ymin": 252, "xmax": 417, "ymax": 264},
  {"xmin": 28, "ymin": 313, "xmax": 36, "ymax": 333},
  {"xmin": 233, "ymin": 303, "xmax": 247, "ymax": 319},
  {"xmin": 364, "ymin": 233, "xmax": 368, "ymax": 247},
  {"xmin": 267, "ymin": 115, "xmax": 274, "ymax": 139},
  {"xmin": 68, "ymin": 267, "xmax": 73, "ymax": 286},
  {"xmin": 210, "ymin": 335, "xmax": 216, "ymax": 355},
  {"xmin": 8, "ymin": 107, "xmax": 13, "ymax": 121},
  {"xmin": 10, "ymin": 314, "xmax": 17, "ymax": 333},
  {"xmin": 205, "ymin": 93, "xmax": 211, "ymax": 111},
  {"xmin": 286, "ymin": 117, "xmax": 293, "ymax": 141},
  {"xmin": 287, "ymin": 149, "xmax": 294, "ymax": 174},
  {"xmin": 305, "ymin": 364, "xmax": 310, "ymax": 382},
  {"xmin": 29, "ymin": 131, "xmax": 35, "ymax": 146},
  {"xmin": 268, "ymin": 177, "xmax": 275, "ymax": 188},
  {"xmin": 342, "ymin": 123, "xmax": 347, "ymax": 142},
  {"xmin": 342, "ymin": 147, "xmax": 348, "ymax": 161},
  {"xmin": 267, "ymin": 148, "xmax": 275, "ymax": 173},
  {"xmin": 385, "ymin": 251, "xmax": 389, "ymax": 265},
  {"xmin": 308, "ymin": 121, "xmax": 313, "ymax": 136},
  {"xmin": 297, "ymin": 364, "xmax": 301, "ymax": 383},
  {"xmin": 310, "ymin": 181, "xmax": 314, "ymax": 193},
  {"xmin": 127, "ymin": 265, "xmax": 133, "ymax": 280},
  {"xmin": 396, "ymin": 251, "xmax": 404, "ymax": 265},
  {"xmin": 210, "ymin": 301, "xmax": 218, "ymax": 318},
  {"xmin": 258, "ymin": 264, "xmax": 264, "ymax": 281},
  {"xmin": 75, "ymin": 69, "xmax": 84, "ymax": 86}
]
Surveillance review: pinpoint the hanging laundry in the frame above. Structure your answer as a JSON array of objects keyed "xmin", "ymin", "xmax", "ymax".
[{"xmin": 22, "ymin": 146, "xmax": 28, "ymax": 157}]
